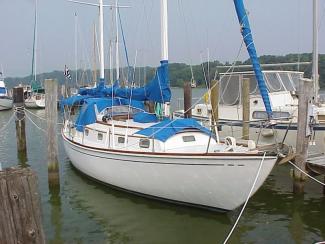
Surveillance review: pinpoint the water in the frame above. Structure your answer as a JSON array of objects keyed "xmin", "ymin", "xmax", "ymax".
[{"xmin": 0, "ymin": 93, "xmax": 325, "ymax": 243}]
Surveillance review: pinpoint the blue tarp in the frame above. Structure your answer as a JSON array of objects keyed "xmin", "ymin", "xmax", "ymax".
[
  {"xmin": 233, "ymin": 0, "xmax": 273, "ymax": 118},
  {"xmin": 135, "ymin": 118, "xmax": 214, "ymax": 142},
  {"xmin": 133, "ymin": 112, "xmax": 159, "ymax": 123},
  {"xmin": 75, "ymin": 97, "xmax": 145, "ymax": 131}
]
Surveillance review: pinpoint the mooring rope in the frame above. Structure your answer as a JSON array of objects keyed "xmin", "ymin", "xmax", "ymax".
[
  {"xmin": 289, "ymin": 161, "xmax": 325, "ymax": 187},
  {"xmin": 0, "ymin": 113, "xmax": 15, "ymax": 133},
  {"xmin": 13, "ymin": 106, "xmax": 26, "ymax": 121},
  {"xmin": 25, "ymin": 113, "xmax": 46, "ymax": 133},
  {"xmin": 25, "ymin": 108, "xmax": 64, "ymax": 125},
  {"xmin": 223, "ymin": 152, "xmax": 266, "ymax": 244}
]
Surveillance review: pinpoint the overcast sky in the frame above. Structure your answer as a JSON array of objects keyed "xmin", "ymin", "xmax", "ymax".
[{"xmin": 0, "ymin": 0, "xmax": 324, "ymax": 77}]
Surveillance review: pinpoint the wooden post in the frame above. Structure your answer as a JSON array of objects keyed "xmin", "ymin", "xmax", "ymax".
[
  {"xmin": 45, "ymin": 79, "xmax": 60, "ymax": 188},
  {"xmin": 294, "ymin": 78, "xmax": 313, "ymax": 194},
  {"xmin": 242, "ymin": 77, "xmax": 250, "ymax": 140},
  {"xmin": 0, "ymin": 167, "xmax": 45, "ymax": 243},
  {"xmin": 13, "ymin": 87, "xmax": 27, "ymax": 164},
  {"xmin": 146, "ymin": 101, "xmax": 155, "ymax": 114},
  {"xmin": 184, "ymin": 81, "xmax": 192, "ymax": 118},
  {"xmin": 211, "ymin": 80, "xmax": 219, "ymax": 132}
]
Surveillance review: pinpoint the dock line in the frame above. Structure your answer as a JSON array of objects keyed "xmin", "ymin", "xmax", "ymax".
[
  {"xmin": 223, "ymin": 152, "xmax": 266, "ymax": 244},
  {"xmin": 289, "ymin": 161, "xmax": 325, "ymax": 186}
]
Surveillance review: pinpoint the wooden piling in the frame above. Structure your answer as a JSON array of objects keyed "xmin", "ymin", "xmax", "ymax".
[
  {"xmin": 0, "ymin": 167, "xmax": 45, "ymax": 243},
  {"xmin": 13, "ymin": 87, "xmax": 27, "ymax": 163},
  {"xmin": 184, "ymin": 81, "xmax": 192, "ymax": 118},
  {"xmin": 45, "ymin": 79, "xmax": 60, "ymax": 187},
  {"xmin": 294, "ymin": 78, "xmax": 313, "ymax": 194},
  {"xmin": 210, "ymin": 80, "xmax": 219, "ymax": 132},
  {"xmin": 242, "ymin": 77, "xmax": 250, "ymax": 140}
]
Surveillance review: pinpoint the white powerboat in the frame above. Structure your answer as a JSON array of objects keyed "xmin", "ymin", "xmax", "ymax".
[
  {"xmin": 0, "ymin": 74, "xmax": 13, "ymax": 110},
  {"xmin": 173, "ymin": 70, "xmax": 325, "ymax": 130}
]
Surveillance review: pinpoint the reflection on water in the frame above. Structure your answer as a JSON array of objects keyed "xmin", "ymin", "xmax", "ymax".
[
  {"xmin": 65, "ymin": 163, "xmax": 232, "ymax": 243},
  {"xmin": 0, "ymin": 90, "xmax": 324, "ymax": 243}
]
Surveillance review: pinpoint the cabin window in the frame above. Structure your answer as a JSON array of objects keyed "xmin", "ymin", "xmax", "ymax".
[
  {"xmin": 85, "ymin": 129, "xmax": 89, "ymax": 136},
  {"xmin": 98, "ymin": 133, "xmax": 103, "ymax": 141},
  {"xmin": 118, "ymin": 137, "xmax": 125, "ymax": 144},
  {"xmin": 182, "ymin": 135, "xmax": 195, "ymax": 142},
  {"xmin": 139, "ymin": 139, "xmax": 150, "ymax": 148},
  {"xmin": 197, "ymin": 108, "xmax": 202, "ymax": 114},
  {"xmin": 208, "ymin": 109, "xmax": 212, "ymax": 115},
  {"xmin": 252, "ymin": 111, "xmax": 290, "ymax": 120}
]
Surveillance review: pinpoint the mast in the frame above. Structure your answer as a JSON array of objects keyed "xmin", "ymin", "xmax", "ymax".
[
  {"xmin": 313, "ymin": 0, "xmax": 319, "ymax": 102},
  {"xmin": 115, "ymin": 0, "xmax": 120, "ymax": 81},
  {"xmin": 161, "ymin": 0, "xmax": 168, "ymax": 61},
  {"xmin": 99, "ymin": 0, "xmax": 105, "ymax": 82},
  {"xmin": 31, "ymin": 0, "xmax": 38, "ymax": 84},
  {"xmin": 75, "ymin": 12, "xmax": 78, "ymax": 86},
  {"xmin": 92, "ymin": 22, "xmax": 97, "ymax": 84},
  {"xmin": 109, "ymin": 40, "xmax": 113, "ymax": 84}
]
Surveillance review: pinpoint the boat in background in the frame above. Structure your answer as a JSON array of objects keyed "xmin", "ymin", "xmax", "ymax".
[
  {"xmin": 0, "ymin": 72, "xmax": 13, "ymax": 110},
  {"xmin": 175, "ymin": 0, "xmax": 325, "ymax": 131},
  {"xmin": 173, "ymin": 70, "xmax": 325, "ymax": 130},
  {"xmin": 25, "ymin": 0, "xmax": 45, "ymax": 109}
]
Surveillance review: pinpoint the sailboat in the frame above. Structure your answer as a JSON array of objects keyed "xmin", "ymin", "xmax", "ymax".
[
  {"xmin": 25, "ymin": 0, "xmax": 45, "ymax": 109},
  {"xmin": 0, "ymin": 72, "xmax": 13, "ymax": 111},
  {"xmin": 61, "ymin": 0, "xmax": 278, "ymax": 211}
]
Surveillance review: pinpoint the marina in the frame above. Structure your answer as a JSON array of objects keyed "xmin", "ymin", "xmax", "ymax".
[
  {"xmin": 0, "ymin": 89, "xmax": 325, "ymax": 243},
  {"xmin": 0, "ymin": 0, "xmax": 325, "ymax": 243}
]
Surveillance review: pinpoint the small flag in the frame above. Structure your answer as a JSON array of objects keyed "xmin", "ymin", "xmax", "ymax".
[{"xmin": 64, "ymin": 65, "xmax": 72, "ymax": 80}]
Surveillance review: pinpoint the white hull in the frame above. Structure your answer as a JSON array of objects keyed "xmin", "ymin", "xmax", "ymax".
[
  {"xmin": 62, "ymin": 134, "xmax": 277, "ymax": 211},
  {"xmin": 0, "ymin": 98, "xmax": 13, "ymax": 110},
  {"xmin": 25, "ymin": 95, "xmax": 45, "ymax": 109}
]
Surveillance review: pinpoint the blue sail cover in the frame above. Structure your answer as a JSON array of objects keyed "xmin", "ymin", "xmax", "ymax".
[
  {"xmin": 135, "ymin": 118, "xmax": 214, "ymax": 142},
  {"xmin": 233, "ymin": 0, "xmax": 273, "ymax": 118},
  {"xmin": 115, "ymin": 60, "xmax": 171, "ymax": 103},
  {"xmin": 77, "ymin": 61, "xmax": 171, "ymax": 103}
]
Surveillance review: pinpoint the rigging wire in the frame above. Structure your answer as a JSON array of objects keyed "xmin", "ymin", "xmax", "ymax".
[{"xmin": 117, "ymin": 6, "xmax": 131, "ymax": 83}]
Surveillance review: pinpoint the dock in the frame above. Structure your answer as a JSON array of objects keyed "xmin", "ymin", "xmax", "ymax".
[{"xmin": 307, "ymin": 153, "xmax": 325, "ymax": 175}]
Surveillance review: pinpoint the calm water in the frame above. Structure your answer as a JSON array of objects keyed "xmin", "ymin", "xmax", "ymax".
[{"xmin": 0, "ymin": 89, "xmax": 325, "ymax": 243}]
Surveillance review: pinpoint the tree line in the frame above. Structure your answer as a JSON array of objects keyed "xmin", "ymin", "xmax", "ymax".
[{"xmin": 5, "ymin": 53, "xmax": 325, "ymax": 89}]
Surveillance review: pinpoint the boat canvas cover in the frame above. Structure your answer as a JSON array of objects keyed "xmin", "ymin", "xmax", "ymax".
[
  {"xmin": 78, "ymin": 60, "xmax": 171, "ymax": 104},
  {"xmin": 233, "ymin": 0, "xmax": 273, "ymax": 118},
  {"xmin": 115, "ymin": 60, "xmax": 171, "ymax": 103},
  {"xmin": 135, "ymin": 118, "xmax": 214, "ymax": 142},
  {"xmin": 133, "ymin": 112, "xmax": 159, "ymax": 123},
  {"xmin": 75, "ymin": 98, "xmax": 145, "ymax": 131}
]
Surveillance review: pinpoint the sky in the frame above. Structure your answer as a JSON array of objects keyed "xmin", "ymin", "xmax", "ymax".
[{"xmin": 0, "ymin": 0, "xmax": 324, "ymax": 77}]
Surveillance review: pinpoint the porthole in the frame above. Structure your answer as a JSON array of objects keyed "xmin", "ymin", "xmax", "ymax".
[
  {"xmin": 182, "ymin": 135, "xmax": 195, "ymax": 142},
  {"xmin": 98, "ymin": 133, "xmax": 103, "ymax": 141},
  {"xmin": 118, "ymin": 137, "xmax": 125, "ymax": 144},
  {"xmin": 139, "ymin": 139, "xmax": 150, "ymax": 148}
]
